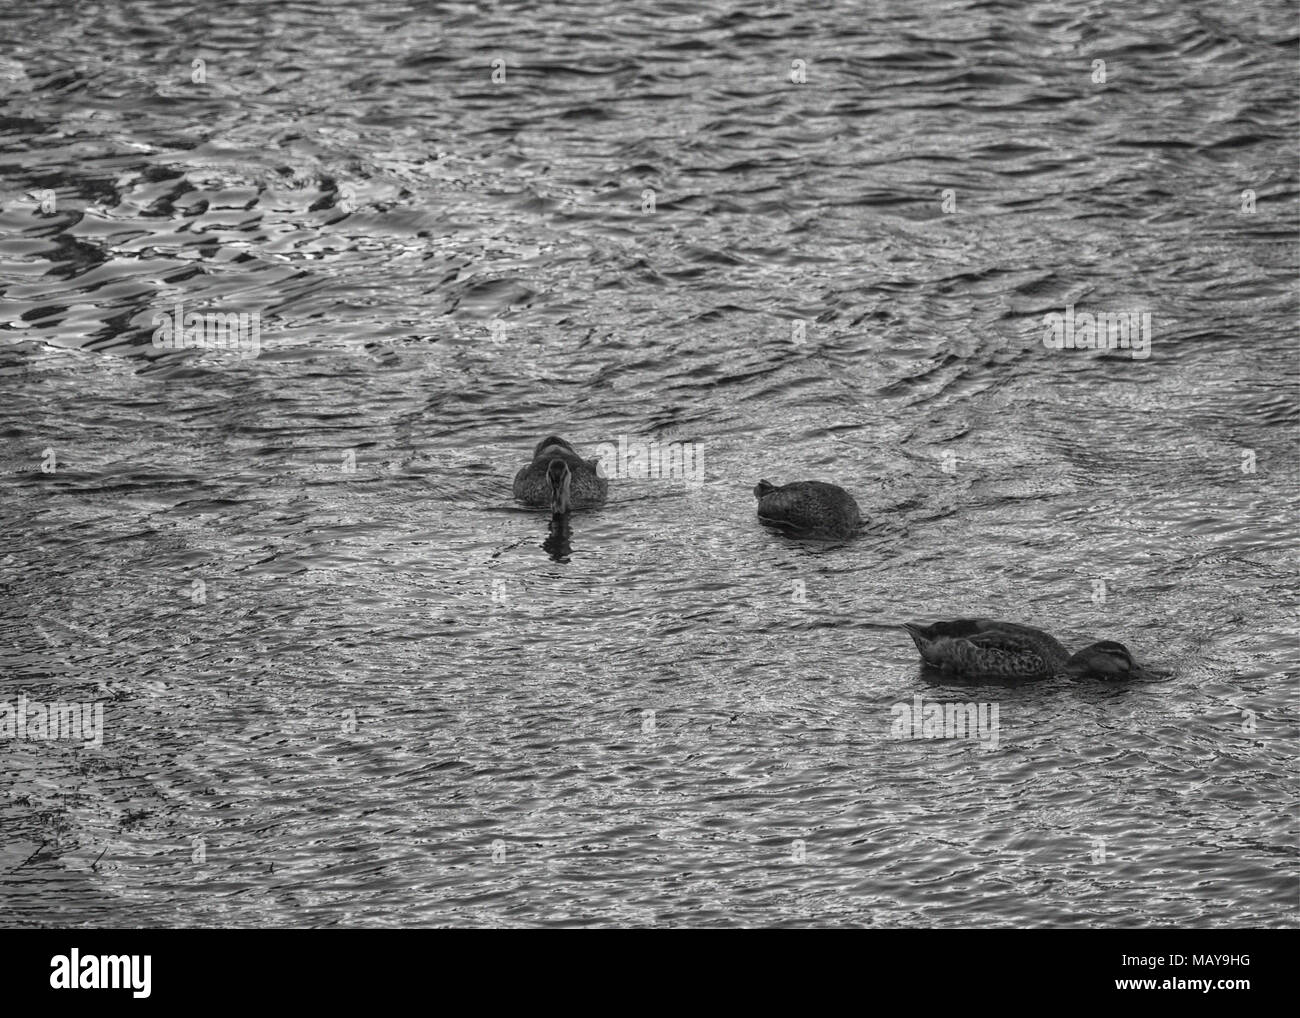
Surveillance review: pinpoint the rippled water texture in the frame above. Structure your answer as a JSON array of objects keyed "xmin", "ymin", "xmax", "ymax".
[{"xmin": 1, "ymin": 0, "xmax": 1297, "ymax": 927}]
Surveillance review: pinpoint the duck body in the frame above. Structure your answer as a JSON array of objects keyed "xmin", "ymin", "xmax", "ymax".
[
  {"xmin": 513, "ymin": 435, "xmax": 607, "ymax": 511},
  {"xmin": 901, "ymin": 619, "xmax": 1146, "ymax": 680},
  {"xmin": 753, "ymin": 479, "xmax": 861, "ymax": 539}
]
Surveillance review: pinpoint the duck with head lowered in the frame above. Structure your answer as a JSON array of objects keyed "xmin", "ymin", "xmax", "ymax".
[
  {"xmin": 753, "ymin": 479, "xmax": 861, "ymax": 540},
  {"xmin": 513, "ymin": 435, "xmax": 608, "ymax": 514},
  {"xmin": 901, "ymin": 618, "xmax": 1157, "ymax": 681}
]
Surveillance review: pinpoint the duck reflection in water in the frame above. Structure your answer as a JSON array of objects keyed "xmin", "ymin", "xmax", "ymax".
[{"xmin": 543, "ymin": 512, "xmax": 572, "ymax": 562}]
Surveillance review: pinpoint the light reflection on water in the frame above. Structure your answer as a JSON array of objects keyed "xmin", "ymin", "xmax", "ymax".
[{"xmin": 0, "ymin": 0, "xmax": 1296, "ymax": 927}]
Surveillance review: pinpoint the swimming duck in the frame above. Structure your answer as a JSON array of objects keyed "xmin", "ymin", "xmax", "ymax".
[
  {"xmin": 753, "ymin": 479, "xmax": 861, "ymax": 538},
  {"xmin": 513, "ymin": 435, "xmax": 608, "ymax": 513},
  {"xmin": 901, "ymin": 619, "xmax": 1152, "ymax": 680}
]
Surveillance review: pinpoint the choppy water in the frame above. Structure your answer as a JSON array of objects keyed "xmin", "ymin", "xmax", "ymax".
[{"xmin": 2, "ymin": 0, "xmax": 1297, "ymax": 928}]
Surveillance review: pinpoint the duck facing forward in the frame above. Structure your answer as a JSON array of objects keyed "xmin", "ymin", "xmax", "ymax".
[
  {"xmin": 513, "ymin": 435, "xmax": 608, "ymax": 513},
  {"xmin": 753, "ymin": 479, "xmax": 861, "ymax": 539},
  {"xmin": 901, "ymin": 619, "xmax": 1154, "ymax": 680}
]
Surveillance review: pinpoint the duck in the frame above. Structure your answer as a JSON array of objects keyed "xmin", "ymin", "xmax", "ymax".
[
  {"xmin": 901, "ymin": 619, "xmax": 1153, "ymax": 680},
  {"xmin": 753, "ymin": 479, "xmax": 861, "ymax": 539},
  {"xmin": 513, "ymin": 435, "xmax": 608, "ymax": 513}
]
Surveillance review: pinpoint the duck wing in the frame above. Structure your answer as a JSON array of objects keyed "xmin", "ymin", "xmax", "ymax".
[
  {"xmin": 970, "ymin": 620, "xmax": 1070, "ymax": 664},
  {"xmin": 512, "ymin": 461, "xmax": 546, "ymax": 504},
  {"xmin": 903, "ymin": 620, "xmax": 1060, "ymax": 678},
  {"xmin": 913, "ymin": 620, "xmax": 1066, "ymax": 654},
  {"xmin": 959, "ymin": 629, "xmax": 1055, "ymax": 677}
]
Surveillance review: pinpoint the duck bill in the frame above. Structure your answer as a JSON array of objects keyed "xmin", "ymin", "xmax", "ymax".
[{"xmin": 550, "ymin": 472, "xmax": 572, "ymax": 515}]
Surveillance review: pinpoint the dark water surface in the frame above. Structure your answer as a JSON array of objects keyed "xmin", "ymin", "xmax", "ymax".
[{"xmin": 1, "ymin": 0, "xmax": 1297, "ymax": 927}]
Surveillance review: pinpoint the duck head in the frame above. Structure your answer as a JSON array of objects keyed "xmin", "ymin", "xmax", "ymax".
[
  {"xmin": 1063, "ymin": 641, "xmax": 1149, "ymax": 680},
  {"xmin": 547, "ymin": 459, "xmax": 572, "ymax": 515},
  {"xmin": 534, "ymin": 435, "xmax": 574, "ymax": 459}
]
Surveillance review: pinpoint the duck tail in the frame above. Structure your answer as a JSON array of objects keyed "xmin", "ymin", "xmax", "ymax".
[{"xmin": 900, "ymin": 621, "xmax": 930, "ymax": 649}]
